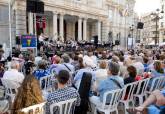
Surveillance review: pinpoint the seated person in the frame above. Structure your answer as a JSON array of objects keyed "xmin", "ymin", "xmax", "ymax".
[
  {"xmin": 151, "ymin": 61, "xmax": 165, "ymax": 77},
  {"xmin": 50, "ymin": 54, "xmax": 75, "ymax": 75},
  {"xmin": 74, "ymin": 58, "xmax": 96, "ymax": 90},
  {"xmin": 11, "ymin": 74, "xmax": 44, "ymax": 114},
  {"xmin": 95, "ymin": 60, "xmax": 108, "ymax": 87},
  {"xmin": 90, "ymin": 61, "xmax": 124, "ymax": 105},
  {"xmin": 33, "ymin": 60, "xmax": 50, "ymax": 80},
  {"xmin": 124, "ymin": 66, "xmax": 137, "ymax": 84},
  {"xmin": 46, "ymin": 70, "xmax": 80, "ymax": 114},
  {"xmin": 3, "ymin": 61, "xmax": 24, "ymax": 84},
  {"xmin": 127, "ymin": 89, "xmax": 165, "ymax": 114}
]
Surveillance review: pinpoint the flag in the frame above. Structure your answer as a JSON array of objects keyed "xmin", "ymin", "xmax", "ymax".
[{"xmin": 36, "ymin": 16, "xmax": 46, "ymax": 29}]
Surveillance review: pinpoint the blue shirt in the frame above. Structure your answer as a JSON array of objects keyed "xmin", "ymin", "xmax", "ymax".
[
  {"xmin": 151, "ymin": 70, "xmax": 165, "ymax": 77},
  {"xmin": 98, "ymin": 76, "xmax": 124, "ymax": 102},
  {"xmin": 49, "ymin": 63, "xmax": 75, "ymax": 75},
  {"xmin": 33, "ymin": 69, "xmax": 51, "ymax": 80}
]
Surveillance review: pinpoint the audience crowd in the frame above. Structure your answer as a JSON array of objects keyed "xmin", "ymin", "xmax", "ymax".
[{"xmin": 0, "ymin": 42, "xmax": 165, "ymax": 114}]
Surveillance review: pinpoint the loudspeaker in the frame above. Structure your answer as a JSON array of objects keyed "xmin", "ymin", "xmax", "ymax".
[
  {"xmin": 137, "ymin": 22, "xmax": 144, "ymax": 29},
  {"xmin": 94, "ymin": 36, "xmax": 98, "ymax": 45},
  {"xmin": 115, "ymin": 40, "xmax": 120, "ymax": 45},
  {"xmin": 26, "ymin": 0, "xmax": 44, "ymax": 13},
  {"xmin": 35, "ymin": 1, "xmax": 44, "ymax": 13},
  {"xmin": 27, "ymin": 0, "xmax": 36, "ymax": 13}
]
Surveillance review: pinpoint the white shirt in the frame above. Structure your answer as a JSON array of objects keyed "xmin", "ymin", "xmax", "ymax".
[
  {"xmin": 39, "ymin": 35, "xmax": 44, "ymax": 42},
  {"xmin": 133, "ymin": 62, "xmax": 144, "ymax": 75},
  {"xmin": 35, "ymin": 56, "xmax": 42, "ymax": 65},
  {"xmin": 3, "ymin": 69, "xmax": 24, "ymax": 84}
]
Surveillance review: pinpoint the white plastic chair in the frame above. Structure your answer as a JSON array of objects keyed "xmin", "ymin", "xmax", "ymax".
[
  {"xmin": 50, "ymin": 98, "xmax": 77, "ymax": 114},
  {"xmin": 119, "ymin": 81, "xmax": 138, "ymax": 114},
  {"xmin": 39, "ymin": 75, "xmax": 53, "ymax": 92},
  {"xmin": 133, "ymin": 78, "xmax": 150, "ymax": 105},
  {"xmin": 21, "ymin": 102, "xmax": 46, "ymax": 114},
  {"xmin": 1, "ymin": 79, "xmax": 20, "ymax": 102},
  {"xmin": 94, "ymin": 89, "xmax": 123, "ymax": 114},
  {"xmin": 146, "ymin": 77, "xmax": 163, "ymax": 95}
]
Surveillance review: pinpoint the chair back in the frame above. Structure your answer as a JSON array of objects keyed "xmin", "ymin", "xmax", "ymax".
[
  {"xmin": 149, "ymin": 77, "xmax": 163, "ymax": 92},
  {"xmin": 156, "ymin": 76, "xmax": 165, "ymax": 90},
  {"xmin": 102, "ymin": 89, "xmax": 123, "ymax": 110},
  {"xmin": 121, "ymin": 81, "xmax": 137, "ymax": 101},
  {"xmin": 50, "ymin": 98, "xmax": 77, "ymax": 114},
  {"xmin": 136, "ymin": 78, "xmax": 150, "ymax": 95},
  {"xmin": 1, "ymin": 79, "xmax": 20, "ymax": 101},
  {"xmin": 39, "ymin": 75, "xmax": 53, "ymax": 91},
  {"xmin": 21, "ymin": 102, "xmax": 45, "ymax": 114}
]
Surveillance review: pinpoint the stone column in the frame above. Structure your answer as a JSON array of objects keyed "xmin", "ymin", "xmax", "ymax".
[
  {"xmin": 78, "ymin": 17, "xmax": 82, "ymax": 41},
  {"xmin": 53, "ymin": 12, "xmax": 58, "ymax": 41},
  {"xmin": 60, "ymin": 14, "xmax": 64, "ymax": 41},
  {"xmin": 83, "ymin": 18, "xmax": 87, "ymax": 41},
  {"xmin": 98, "ymin": 20, "xmax": 101, "ymax": 42},
  {"xmin": 28, "ymin": 12, "xmax": 33, "ymax": 34}
]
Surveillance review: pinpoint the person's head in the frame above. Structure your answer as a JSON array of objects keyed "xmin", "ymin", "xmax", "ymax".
[
  {"xmin": 12, "ymin": 74, "xmax": 43, "ymax": 113},
  {"xmin": 78, "ymin": 57, "xmax": 84, "ymax": 69},
  {"xmin": 153, "ymin": 60, "xmax": 164, "ymax": 74},
  {"xmin": 119, "ymin": 56, "xmax": 124, "ymax": 62},
  {"xmin": 107, "ymin": 61, "xmax": 120, "ymax": 76},
  {"xmin": 73, "ymin": 55, "xmax": 79, "ymax": 61},
  {"xmin": 11, "ymin": 61, "xmax": 20, "ymax": 70},
  {"xmin": 99, "ymin": 60, "xmax": 107, "ymax": 69},
  {"xmin": 57, "ymin": 70, "xmax": 70, "ymax": 85},
  {"xmin": 38, "ymin": 60, "xmax": 47, "ymax": 70},
  {"xmin": 127, "ymin": 66, "xmax": 137, "ymax": 78},
  {"xmin": 143, "ymin": 56, "xmax": 149, "ymax": 64},
  {"xmin": 87, "ymin": 49, "xmax": 93, "ymax": 57},
  {"xmin": 52, "ymin": 56, "xmax": 61, "ymax": 64},
  {"xmin": 62, "ymin": 54, "xmax": 70, "ymax": 63},
  {"xmin": 29, "ymin": 54, "xmax": 35, "ymax": 62},
  {"xmin": 111, "ymin": 56, "xmax": 119, "ymax": 63}
]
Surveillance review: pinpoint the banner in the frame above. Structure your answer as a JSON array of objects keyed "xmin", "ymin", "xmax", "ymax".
[
  {"xmin": 36, "ymin": 16, "xmax": 46, "ymax": 29},
  {"xmin": 21, "ymin": 35, "xmax": 37, "ymax": 48}
]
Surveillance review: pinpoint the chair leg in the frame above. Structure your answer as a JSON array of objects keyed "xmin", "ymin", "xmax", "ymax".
[
  {"xmin": 116, "ymin": 109, "xmax": 119, "ymax": 114},
  {"xmin": 139, "ymin": 97, "xmax": 143, "ymax": 105},
  {"xmin": 94, "ymin": 108, "xmax": 97, "ymax": 114}
]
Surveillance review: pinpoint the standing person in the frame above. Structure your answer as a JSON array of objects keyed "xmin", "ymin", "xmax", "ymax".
[
  {"xmin": 46, "ymin": 70, "xmax": 80, "ymax": 114},
  {"xmin": 11, "ymin": 74, "xmax": 44, "ymax": 114}
]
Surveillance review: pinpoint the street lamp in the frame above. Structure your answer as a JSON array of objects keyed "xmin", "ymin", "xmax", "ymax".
[{"xmin": 151, "ymin": 8, "xmax": 164, "ymax": 47}]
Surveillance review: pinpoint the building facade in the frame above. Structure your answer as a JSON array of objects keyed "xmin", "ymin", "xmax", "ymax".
[
  {"xmin": 0, "ymin": 0, "xmax": 136, "ymax": 48},
  {"xmin": 159, "ymin": 0, "xmax": 165, "ymax": 44},
  {"xmin": 141, "ymin": 13, "xmax": 158, "ymax": 45}
]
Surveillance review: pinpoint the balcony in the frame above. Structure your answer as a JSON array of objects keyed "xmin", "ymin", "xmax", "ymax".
[{"xmin": 44, "ymin": 0, "xmax": 108, "ymax": 17}]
